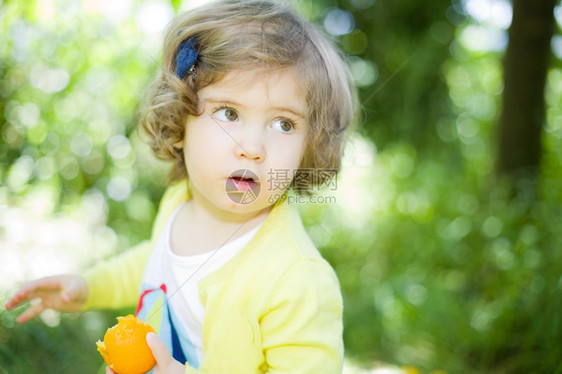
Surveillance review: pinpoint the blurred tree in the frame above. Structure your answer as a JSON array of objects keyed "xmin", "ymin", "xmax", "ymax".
[
  {"xmin": 347, "ymin": 0, "xmax": 455, "ymax": 152},
  {"xmin": 496, "ymin": 0, "xmax": 557, "ymax": 179}
]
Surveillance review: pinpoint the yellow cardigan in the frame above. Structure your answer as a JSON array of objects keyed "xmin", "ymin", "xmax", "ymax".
[{"xmin": 82, "ymin": 181, "xmax": 344, "ymax": 373}]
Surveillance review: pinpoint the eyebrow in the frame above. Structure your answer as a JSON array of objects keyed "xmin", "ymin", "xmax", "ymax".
[{"xmin": 203, "ymin": 98, "xmax": 306, "ymax": 119}]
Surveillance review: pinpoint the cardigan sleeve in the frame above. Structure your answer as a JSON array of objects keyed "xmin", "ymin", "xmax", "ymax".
[
  {"xmin": 79, "ymin": 239, "xmax": 152, "ymax": 310},
  {"xmin": 259, "ymin": 259, "xmax": 344, "ymax": 374},
  {"xmin": 181, "ymin": 259, "xmax": 344, "ymax": 374}
]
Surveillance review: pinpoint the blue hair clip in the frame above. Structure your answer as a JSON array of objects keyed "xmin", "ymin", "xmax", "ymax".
[{"xmin": 175, "ymin": 37, "xmax": 198, "ymax": 79}]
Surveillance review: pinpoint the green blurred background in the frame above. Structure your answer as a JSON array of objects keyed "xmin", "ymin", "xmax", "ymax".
[{"xmin": 1, "ymin": 0, "xmax": 562, "ymax": 373}]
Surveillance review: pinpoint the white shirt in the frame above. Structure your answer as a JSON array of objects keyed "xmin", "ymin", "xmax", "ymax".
[{"xmin": 137, "ymin": 202, "xmax": 260, "ymax": 366}]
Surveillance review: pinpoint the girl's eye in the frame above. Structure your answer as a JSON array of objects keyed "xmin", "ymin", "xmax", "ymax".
[
  {"xmin": 214, "ymin": 107, "xmax": 239, "ymax": 122},
  {"xmin": 271, "ymin": 119, "xmax": 295, "ymax": 134}
]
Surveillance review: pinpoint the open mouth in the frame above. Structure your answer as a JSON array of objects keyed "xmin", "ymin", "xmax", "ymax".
[
  {"xmin": 227, "ymin": 175, "xmax": 259, "ymax": 192},
  {"xmin": 225, "ymin": 169, "xmax": 261, "ymax": 204}
]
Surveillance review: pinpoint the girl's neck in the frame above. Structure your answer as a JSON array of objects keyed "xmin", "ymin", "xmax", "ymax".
[
  {"xmin": 189, "ymin": 188, "xmax": 271, "ymax": 227},
  {"xmin": 169, "ymin": 189, "xmax": 271, "ymax": 256},
  {"xmin": 187, "ymin": 199, "xmax": 270, "ymax": 236}
]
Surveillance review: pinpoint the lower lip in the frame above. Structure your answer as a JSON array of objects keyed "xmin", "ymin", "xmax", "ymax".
[{"xmin": 226, "ymin": 178, "xmax": 258, "ymax": 192}]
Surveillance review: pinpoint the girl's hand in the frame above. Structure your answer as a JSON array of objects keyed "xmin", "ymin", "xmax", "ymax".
[
  {"xmin": 4, "ymin": 274, "xmax": 88, "ymax": 323},
  {"xmin": 147, "ymin": 332, "xmax": 186, "ymax": 374}
]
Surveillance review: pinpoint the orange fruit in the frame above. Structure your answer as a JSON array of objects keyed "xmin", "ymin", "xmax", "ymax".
[
  {"xmin": 96, "ymin": 314, "xmax": 156, "ymax": 374},
  {"xmin": 401, "ymin": 367, "xmax": 421, "ymax": 374}
]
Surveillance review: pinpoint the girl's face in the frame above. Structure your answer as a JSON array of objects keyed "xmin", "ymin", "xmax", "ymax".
[{"xmin": 181, "ymin": 69, "xmax": 308, "ymax": 220}]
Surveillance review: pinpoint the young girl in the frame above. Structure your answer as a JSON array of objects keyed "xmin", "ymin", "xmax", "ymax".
[{"xmin": 5, "ymin": 0, "xmax": 356, "ymax": 372}]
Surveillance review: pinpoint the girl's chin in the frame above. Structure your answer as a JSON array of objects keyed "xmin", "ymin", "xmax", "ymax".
[
  {"xmin": 221, "ymin": 196, "xmax": 274, "ymax": 214},
  {"xmin": 193, "ymin": 189, "xmax": 274, "ymax": 217}
]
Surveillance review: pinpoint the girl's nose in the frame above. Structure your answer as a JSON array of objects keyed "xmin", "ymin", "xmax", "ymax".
[{"xmin": 234, "ymin": 129, "xmax": 265, "ymax": 163}]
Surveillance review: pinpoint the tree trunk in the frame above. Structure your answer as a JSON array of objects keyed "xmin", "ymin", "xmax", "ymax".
[{"xmin": 496, "ymin": 0, "xmax": 556, "ymax": 177}]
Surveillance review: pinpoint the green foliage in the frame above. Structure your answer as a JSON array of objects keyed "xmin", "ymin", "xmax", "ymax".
[
  {"xmin": 1, "ymin": 1, "xmax": 166, "ymax": 371},
  {"xmin": 311, "ymin": 154, "xmax": 562, "ymax": 372},
  {"xmin": 304, "ymin": 11, "xmax": 562, "ymax": 370},
  {"xmin": 0, "ymin": 0, "xmax": 167, "ymax": 249},
  {"xmin": 336, "ymin": 0, "xmax": 455, "ymax": 150},
  {"xmin": 0, "ymin": 308, "xmax": 133, "ymax": 373}
]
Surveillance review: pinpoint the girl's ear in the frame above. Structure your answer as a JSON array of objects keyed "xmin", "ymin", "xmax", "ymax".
[{"xmin": 173, "ymin": 140, "xmax": 184, "ymax": 149}]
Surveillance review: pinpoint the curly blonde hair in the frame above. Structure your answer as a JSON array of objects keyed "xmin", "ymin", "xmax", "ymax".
[{"xmin": 140, "ymin": 0, "xmax": 356, "ymax": 192}]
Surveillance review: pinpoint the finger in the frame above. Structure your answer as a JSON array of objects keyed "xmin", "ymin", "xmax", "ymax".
[
  {"xmin": 21, "ymin": 276, "xmax": 64, "ymax": 294},
  {"xmin": 106, "ymin": 366, "xmax": 116, "ymax": 374},
  {"xmin": 5, "ymin": 288, "xmax": 34, "ymax": 310},
  {"xmin": 60, "ymin": 276, "xmax": 87, "ymax": 304},
  {"xmin": 146, "ymin": 332, "xmax": 174, "ymax": 368},
  {"xmin": 60, "ymin": 283, "xmax": 77, "ymax": 303},
  {"xmin": 15, "ymin": 299, "xmax": 45, "ymax": 324},
  {"xmin": 6, "ymin": 277, "xmax": 63, "ymax": 309}
]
